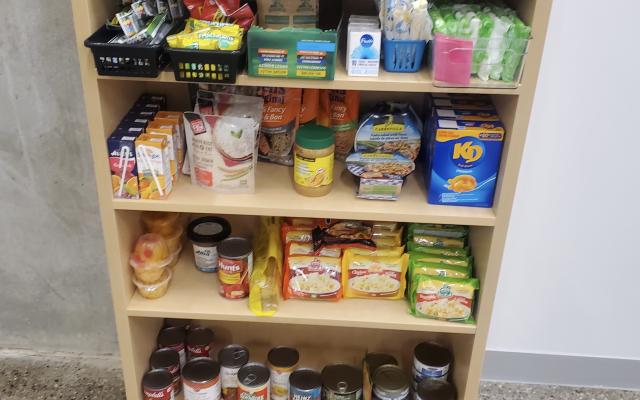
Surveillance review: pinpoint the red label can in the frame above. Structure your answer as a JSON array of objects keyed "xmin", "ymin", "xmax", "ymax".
[
  {"xmin": 183, "ymin": 357, "xmax": 222, "ymax": 400},
  {"xmin": 217, "ymin": 238, "xmax": 253, "ymax": 299},
  {"xmin": 186, "ymin": 327, "xmax": 215, "ymax": 360},
  {"xmin": 238, "ymin": 363, "xmax": 270, "ymax": 400},
  {"xmin": 143, "ymin": 369, "xmax": 175, "ymax": 400}
]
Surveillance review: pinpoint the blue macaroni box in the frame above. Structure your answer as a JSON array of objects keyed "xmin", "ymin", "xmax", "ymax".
[{"xmin": 426, "ymin": 119, "xmax": 505, "ymax": 208}]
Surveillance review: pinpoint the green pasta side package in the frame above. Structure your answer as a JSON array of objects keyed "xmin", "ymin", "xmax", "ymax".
[
  {"xmin": 406, "ymin": 242, "xmax": 470, "ymax": 257},
  {"xmin": 407, "ymin": 223, "xmax": 469, "ymax": 239},
  {"xmin": 410, "ymin": 275, "xmax": 479, "ymax": 323},
  {"xmin": 409, "ymin": 252, "xmax": 473, "ymax": 268}
]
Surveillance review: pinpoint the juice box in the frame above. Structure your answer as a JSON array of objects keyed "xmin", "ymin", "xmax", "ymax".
[
  {"xmin": 107, "ymin": 130, "xmax": 141, "ymax": 199},
  {"xmin": 135, "ymin": 133, "xmax": 173, "ymax": 200},
  {"xmin": 427, "ymin": 119, "xmax": 505, "ymax": 208},
  {"xmin": 146, "ymin": 120, "xmax": 178, "ymax": 182},
  {"xmin": 155, "ymin": 111, "xmax": 185, "ymax": 169}
]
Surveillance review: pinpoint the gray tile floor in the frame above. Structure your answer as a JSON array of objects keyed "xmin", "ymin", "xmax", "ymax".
[{"xmin": 0, "ymin": 354, "xmax": 637, "ymax": 400}]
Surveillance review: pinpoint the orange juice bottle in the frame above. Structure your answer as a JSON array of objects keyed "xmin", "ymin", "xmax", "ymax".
[{"xmin": 135, "ymin": 133, "xmax": 173, "ymax": 200}]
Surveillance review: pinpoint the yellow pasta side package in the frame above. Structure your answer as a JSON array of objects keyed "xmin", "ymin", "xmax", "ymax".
[
  {"xmin": 344, "ymin": 246, "xmax": 405, "ymax": 257},
  {"xmin": 410, "ymin": 275, "xmax": 479, "ymax": 323},
  {"xmin": 249, "ymin": 217, "xmax": 283, "ymax": 316},
  {"xmin": 342, "ymin": 252, "xmax": 409, "ymax": 300}
]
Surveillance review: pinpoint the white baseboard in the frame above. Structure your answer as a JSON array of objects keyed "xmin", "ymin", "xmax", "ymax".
[{"xmin": 483, "ymin": 350, "xmax": 640, "ymax": 390}]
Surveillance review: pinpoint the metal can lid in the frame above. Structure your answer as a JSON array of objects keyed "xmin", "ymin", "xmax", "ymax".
[
  {"xmin": 372, "ymin": 365, "xmax": 409, "ymax": 395},
  {"xmin": 414, "ymin": 343, "xmax": 451, "ymax": 369},
  {"xmin": 416, "ymin": 380, "xmax": 456, "ymax": 400},
  {"xmin": 365, "ymin": 353, "xmax": 398, "ymax": 376},
  {"xmin": 238, "ymin": 362, "xmax": 270, "ymax": 387},
  {"xmin": 149, "ymin": 348, "xmax": 180, "ymax": 370},
  {"xmin": 157, "ymin": 326, "xmax": 186, "ymax": 347},
  {"xmin": 268, "ymin": 346, "xmax": 300, "ymax": 368},
  {"xmin": 186, "ymin": 327, "xmax": 214, "ymax": 346},
  {"xmin": 163, "ymin": 318, "xmax": 191, "ymax": 330},
  {"xmin": 182, "ymin": 357, "xmax": 221, "ymax": 383},
  {"xmin": 218, "ymin": 237, "xmax": 252, "ymax": 259},
  {"xmin": 290, "ymin": 368, "xmax": 322, "ymax": 390},
  {"xmin": 219, "ymin": 344, "xmax": 250, "ymax": 368},
  {"xmin": 321, "ymin": 364, "xmax": 362, "ymax": 394},
  {"xmin": 142, "ymin": 368, "xmax": 174, "ymax": 390}
]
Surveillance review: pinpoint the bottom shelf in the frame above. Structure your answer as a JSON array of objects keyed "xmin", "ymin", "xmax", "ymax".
[
  {"xmin": 127, "ymin": 251, "xmax": 477, "ymax": 335},
  {"xmin": 128, "ymin": 316, "xmax": 475, "ymax": 400}
]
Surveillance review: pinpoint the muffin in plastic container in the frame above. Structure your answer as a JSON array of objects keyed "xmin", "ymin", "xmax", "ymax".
[
  {"xmin": 129, "ymin": 233, "xmax": 173, "ymax": 284},
  {"xmin": 167, "ymin": 244, "xmax": 183, "ymax": 269},
  {"xmin": 133, "ymin": 268, "xmax": 173, "ymax": 299},
  {"xmin": 141, "ymin": 211, "xmax": 182, "ymax": 236}
]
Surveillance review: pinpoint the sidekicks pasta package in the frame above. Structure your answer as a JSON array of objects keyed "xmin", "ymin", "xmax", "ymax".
[
  {"xmin": 284, "ymin": 256, "xmax": 342, "ymax": 300},
  {"xmin": 410, "ymin": 275, "xmax": 479, "ymax": 323},
  {"xmin": 406, "ymin": 242, "xmax": 470, "ymax": 257},
  {"xmin": 342, "ymin": 251, "xmax": 409, "ymax": 299}
]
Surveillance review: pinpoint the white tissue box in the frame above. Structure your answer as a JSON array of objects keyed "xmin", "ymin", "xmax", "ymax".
[{"xmin": 347, "ymin": 22, "xmax": 381, "ymax": 77}]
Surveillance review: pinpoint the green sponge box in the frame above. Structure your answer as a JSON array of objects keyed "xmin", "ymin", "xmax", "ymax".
[{"xmin": 247, "ymin": 26, "xmax": 337, "ymax": 80}]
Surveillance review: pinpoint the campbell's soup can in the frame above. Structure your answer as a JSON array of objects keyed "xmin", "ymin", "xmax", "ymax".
[
  {"xmin": 321, "ymin": 364, "xmax": 363, "ymax": 400},
  {"xmin": 289, "ymin": 368, "xmax": 322, "ymax": 400},
  {"xmin": 183, "ymin": 357, "xmax": 221, "ymax": 400},
  {"xmin": 186, "ymin": 327, "xmax": 215, "ymax": 360},
  {"xmin": 142, "ymin": 368, "xmax": 175, "ymax": 400},
  {"xmin": 238, "ymin": 362, "xmax": 270, "ymax": 400},
  {"xmin": 267, "ymin": 346, "xmax": 299, "ymax": 400},
  {"xmin": 219, "ymin": 344, "xmax": 250, "ymax": 400},
  {"xmin": 157, "ymin": 327, "xmax": 187, "ymax": 368},
  {"xmin": 149, "ymin": 348, "xmax": 182, "ymax": 395},
  {"xmin": 412, "ymin": 343, "xmax": 451, "ymax": 388},
  {"xmin": 217, "ymin": 237, "xmax": 253, "ymax": 299}
]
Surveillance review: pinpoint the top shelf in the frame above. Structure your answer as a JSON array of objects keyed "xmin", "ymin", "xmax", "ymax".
[{"xmin": 94, "ymin": 63, "xmax": 522, "ymax": 95}]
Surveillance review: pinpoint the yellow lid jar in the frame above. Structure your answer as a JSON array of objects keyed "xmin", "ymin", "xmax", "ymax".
[{"xmin": 293, "ymin": 125, "xmax": 335, "ymax": 197}]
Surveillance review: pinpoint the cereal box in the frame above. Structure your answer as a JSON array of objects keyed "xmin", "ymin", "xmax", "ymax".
[
  {"xmin": 426, "ymin": 119, "xmax": 505, "ymax": 208},
  {"xmin": 135, "ymin": 133, "xmax": 173, "ymax": 200}
]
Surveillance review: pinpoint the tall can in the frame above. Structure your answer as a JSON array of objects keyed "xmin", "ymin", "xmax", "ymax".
[
  {"xmin": 217, "ymin": 237, "xmax": 253, "ymax": 299},
  {"xmin": 289, "ymin": 368, "xmax": 322, "ymax": 400},
  {"xmin": 268, "ymin": 346, "xmax": 299, "ymax": 400},
  {"xmin": 186, "ymin": 327, "xmax": 215, "ymax": 360},
  {"xmin": 238, "ymin": 362, "xmax": 270, "ymax": 400},
  {"xmin": 321, "ymin": 364, "xmax": 363, "ymax": 400},
  {"xmin": 412, "ymin": 343, "xmax": 451, "ymax": 388},
  {"xmin": 157, "ymin": 326, "xmax": 187, "ymax": 368},
  {"xmin": 218, "ymin": 344, "xmax": 250, "ymax": 400},
  {"xmin": 372, "ymin": 365, "xmax": 410, "ymax": 400},
  {"xmin": 142, "ymin": 368, "xmax": 174, "ymax": 400},
  {"xmin": 182, "ymin": 357, "xmax": 222, "ymax": 400},
  {"xmin": 149, "ymin": 348, "xmax": 182, "ymax": 395}
]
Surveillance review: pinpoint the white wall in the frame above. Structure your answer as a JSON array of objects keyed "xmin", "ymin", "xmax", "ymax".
[{"xmin": 488, "ymin": 0, "xmax": 640, "ymax": 360}]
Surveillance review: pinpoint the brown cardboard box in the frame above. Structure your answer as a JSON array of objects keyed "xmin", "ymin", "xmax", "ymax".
[{"xmin": 257, "ymin": 0, "xmax": 318, "ymax": 28}]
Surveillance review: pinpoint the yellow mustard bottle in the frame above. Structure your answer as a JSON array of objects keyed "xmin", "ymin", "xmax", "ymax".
[{"xmin": 293, "ymin": 124, "xmax": 335, "ymax": 197}]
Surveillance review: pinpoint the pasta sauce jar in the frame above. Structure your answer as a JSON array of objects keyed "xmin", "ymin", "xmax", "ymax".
[
  {"xmin": 238, "ymin": 363, "xmax": 270, "ymax": 400},
  {"xmin": 182, "ymin": 357, "xmax": 222, "ymax": 400},
  {"xmin": 267, "ymin": 346, "xmax": 299, "ymax": 400},
  {"xmin": 142, "ymin": 369, "xmax": 174, "ymax": 400},
  {"xmin": 293, "ymin": 124, "xmax": 335, "ymax": 197},
  {"xmin": 219, "ymin": 345, "xmax": 250, "ymax": 400},
  {"xmin": 217, "ymin": 237, "xmax": 253, "ymax": 299}
]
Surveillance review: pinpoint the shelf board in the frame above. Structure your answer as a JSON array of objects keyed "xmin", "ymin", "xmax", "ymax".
[
  {"xmin": 112, "ymin": 162, "xmax": 496, "ymax": 226},
  {"xmin": 127, "ymin": 251, "xmax": 477, "ymax": 334},
  {"xmin": 94, "ymin": 63, "xmax": 521, "ymax": 95}
]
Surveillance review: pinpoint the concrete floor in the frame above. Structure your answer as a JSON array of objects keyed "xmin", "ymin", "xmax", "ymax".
[{"xmin": 0, "ymin": 353, "xmax": 637, "ymax": 400}]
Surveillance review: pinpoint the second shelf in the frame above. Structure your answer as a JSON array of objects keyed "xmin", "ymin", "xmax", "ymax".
[
  {"xmin": 127, "ymin": 251, "xmax": 477, "ymax": 335},
  {"xmin": 113, "ymin": 162, "xmax": 496, "ymax": 225}
]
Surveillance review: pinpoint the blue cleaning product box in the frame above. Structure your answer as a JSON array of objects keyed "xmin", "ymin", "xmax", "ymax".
[{"xmin": 426, "ymin": 119, "xmax": 505, "ymax": 208}]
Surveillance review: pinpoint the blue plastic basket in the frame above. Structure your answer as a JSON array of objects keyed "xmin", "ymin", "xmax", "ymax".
[{"xmin": 382, "ymin": 38, "xmax": 427, "ymax": 72}]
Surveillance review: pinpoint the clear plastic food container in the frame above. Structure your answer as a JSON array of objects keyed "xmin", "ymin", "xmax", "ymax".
[
  {"xmin": 129, "ymin": 233, "xmax": 173, "ymax": 284},
  {"xmin": 431, "ymin": 33, "xmax": 530, "ymax": 88},
  {"xmin": 133, "ymin": 268, "xmax": 173, "ymax": 299}
]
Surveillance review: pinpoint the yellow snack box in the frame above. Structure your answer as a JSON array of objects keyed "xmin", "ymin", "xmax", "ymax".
[
  {"xmin": 135, "ymin": 134, "xmax": 173, "ymax": 200},
  {"xmin": 146, "ymin": 121, "xmax": 178, "ymax": 182}
]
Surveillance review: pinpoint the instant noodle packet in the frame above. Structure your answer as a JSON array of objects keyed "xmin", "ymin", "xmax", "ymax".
[
  {"xmin": 344, "ymin": 247, "xmax": 404, "ymax": 257},
  {"xmin": 286, "ymin": 241, "xmax": 342, "ymax": 258},
  {"xmin": 342, "ymin": 252, "xmax": 409, "ymax": 299},
  {"xmin": 407, "ymin": 242, "xmax": 470, "ymax": 257},
  {"xmin": 409, "ymin": 260, "xmax": 472, "ymax": 282},
  {"xmin": 409, "ymin": 252, "xmax": 472, "ymax": 268},
  {"xmin": 412, "ymin": 234, "xmax": 466, "ymax": 249},
  {"xmin": 407, "ymin": 223, "xmax": 468, "ymax": 239},
  {"xmin": 410, "ymin": 275, "xmax": 479, "ymax": 323},
  {"xmin": 284, "ymin": 256, "xmax": 342, "ymax": 301},
  {"xmin": 281, "ymin": 224, "xmax": 313, "ymax": 244},
  {"xmin": 312, "ymin": 221, "xmax": 376, "ymax": 251}
]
